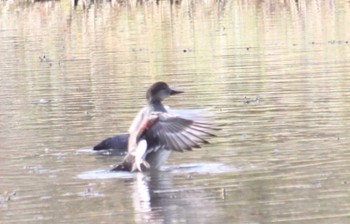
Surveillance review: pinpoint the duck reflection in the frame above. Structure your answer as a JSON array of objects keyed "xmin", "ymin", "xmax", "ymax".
[{"xmin": 129, "ymin": 170, "xmax": 220, "ymax": 224}]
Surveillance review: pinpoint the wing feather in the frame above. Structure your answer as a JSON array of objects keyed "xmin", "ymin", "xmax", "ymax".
[{"xmin": 144, "ymin": 112, "xmax": 218, "ymax": 152}]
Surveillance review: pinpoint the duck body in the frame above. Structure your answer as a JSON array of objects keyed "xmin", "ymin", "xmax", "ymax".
[{"xmin": 93, "ymin": 134, "xmax": 129, "ymax": 155}]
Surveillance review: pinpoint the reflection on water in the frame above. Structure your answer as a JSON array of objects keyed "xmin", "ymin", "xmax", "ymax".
[
  {"xmin": 77, "ymin": 163, "xmax": 235, "ymax": 179},
  {"xmin": 79, "ymin": 169, "xmax": 231, "ymax": 223},
  {"xmin": 1, "ymin": 0, "xmax": 350, "ymax": 223},
  {"xmin": 134, "ymin": 171, "xmax": 226, "ymax": 224}
]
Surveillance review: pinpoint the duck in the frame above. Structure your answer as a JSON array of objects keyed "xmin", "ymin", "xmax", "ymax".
[
  {"xmin": 93, "ymin": 81, "xmax": 183, "ymax": 155},
  {"xmin": 109, "ymin": 81, "xmax": 218, "ymax": 172}
]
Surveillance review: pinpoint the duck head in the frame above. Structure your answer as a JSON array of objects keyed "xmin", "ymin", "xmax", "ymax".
[{"xmin": 146, "ymin": 82, "xmax": 183, "ymax": 103}]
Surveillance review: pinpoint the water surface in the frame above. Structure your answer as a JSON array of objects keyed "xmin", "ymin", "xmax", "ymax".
[{"xmin": 1, "ymin": 0, "xmax": 350, "ymax": 223}]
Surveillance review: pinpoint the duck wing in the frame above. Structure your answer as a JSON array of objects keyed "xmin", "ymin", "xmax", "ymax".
[{"xmin": 144, "ymin": 112, "xmax": 218, "ymax": 152}]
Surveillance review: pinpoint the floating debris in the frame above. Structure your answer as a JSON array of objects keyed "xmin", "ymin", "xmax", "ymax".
[
  {"xmin": 39, "ymin": 55, "xmax": 47, "ymax": 62},
  {"xmin": 32, "ymin": 99, "xmax": 52, "ymax": 106},
  {"xmin": 1, "ymin": 191, "xmax": 17, "ymax": 202},
  {"xmin": 243, "ymin": 96, "xmax": 261, "ymax": 104}
]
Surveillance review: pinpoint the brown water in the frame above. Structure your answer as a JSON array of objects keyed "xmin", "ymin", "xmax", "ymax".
[{"xmin": 1, "ymin": 0, "xmax": 350, "ymax": 223}]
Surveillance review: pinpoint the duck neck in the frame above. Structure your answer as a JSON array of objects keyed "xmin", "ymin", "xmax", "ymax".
[{"xmin": 149, "ymin": 100, "xmax": 167, "ymax": 112}]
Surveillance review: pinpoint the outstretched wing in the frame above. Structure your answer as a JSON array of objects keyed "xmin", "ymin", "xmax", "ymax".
[{"xmin": 144, "ymin": 112, "xmax": 219, "ymax": 152}]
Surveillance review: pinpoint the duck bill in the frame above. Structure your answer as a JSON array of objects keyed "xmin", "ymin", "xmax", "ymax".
[{"xmin": 170, "ymin": 89, "xmax": 184, "ymax": 95}]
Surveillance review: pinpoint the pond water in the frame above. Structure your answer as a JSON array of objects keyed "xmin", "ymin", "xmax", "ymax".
[{"xmin": 1, "ymin": 0, "xmax": 350, "ymax": 223}]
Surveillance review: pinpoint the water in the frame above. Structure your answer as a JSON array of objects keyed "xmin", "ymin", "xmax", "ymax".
[{"xmin": 1, "ymin": 0, "xmax": 350, "ymax": 223}]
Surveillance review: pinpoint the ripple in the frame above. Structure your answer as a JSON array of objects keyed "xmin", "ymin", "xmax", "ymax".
[
  {"xmin": 76, "ymin": 148, "xmax": 126, "ymax": 156},
  {"xmin": 77, "ymin": 163, "xmax": 234, "ymax": 180},
  {"xmin": 160, "ymin": 163, "xmax": 236, "ymax": 174},
  {"xmin": 77, "ymin": 169, "xmax": 135, "ymax": 180},
  {"xmin": 76, "ymin": 148, "xmax": 96, "ymax": 154}
]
